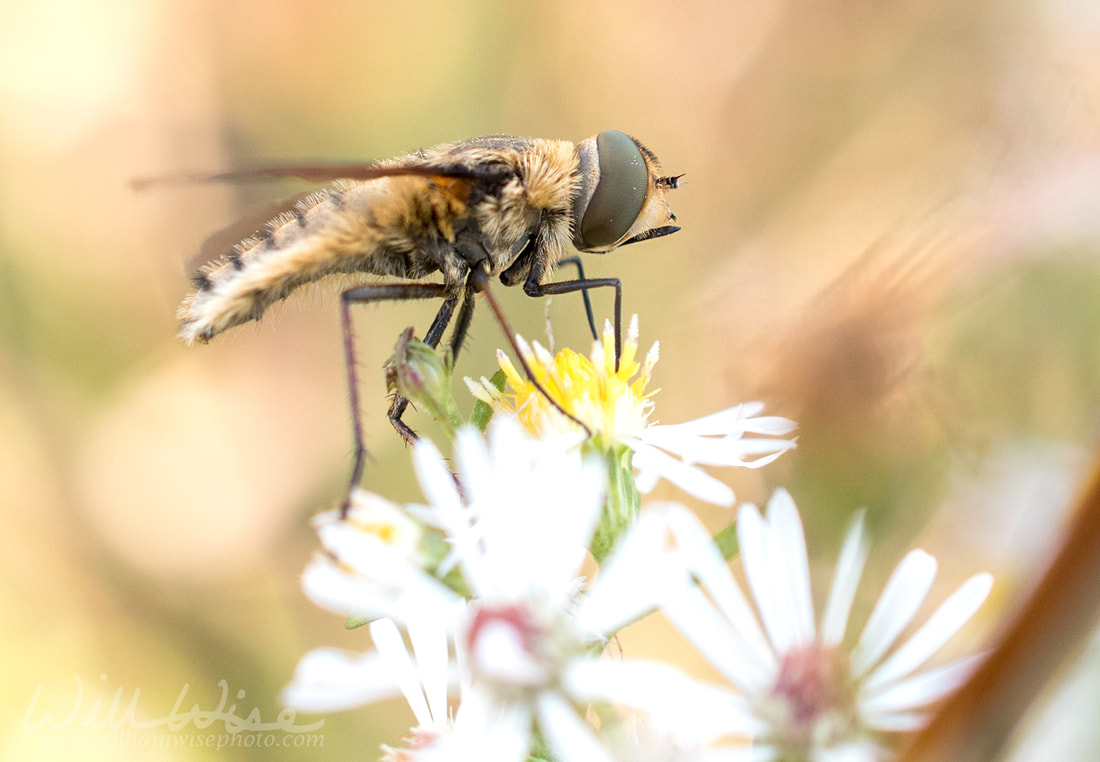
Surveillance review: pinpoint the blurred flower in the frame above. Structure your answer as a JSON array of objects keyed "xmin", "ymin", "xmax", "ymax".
[
  {"xmin": 467, "ymin": 315, "xmax": 797, "ymax": 507},
  {"xmin": 300, "ymin": 491, "xmax": 460, "ymax": 629},
  {"xmin": 745, "ymin": 243, "xmax": 949, "ymax": 445},
  {"xmin": 283, "ymin": 616, "xmax": 453, "ymax": 719},
  {"xmin": 661, "ymin": 489, "xmax": 992, "ymax": 761}
]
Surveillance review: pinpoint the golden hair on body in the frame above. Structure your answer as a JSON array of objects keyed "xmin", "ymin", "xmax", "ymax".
[{"xmin": 175, "ymin": 131, "xmax": 681, "ymax": 345}]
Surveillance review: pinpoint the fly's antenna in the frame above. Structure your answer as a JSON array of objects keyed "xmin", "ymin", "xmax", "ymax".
[{"xmin": 656, "ymin": 173, "xmax": 685, "ymax": 189}]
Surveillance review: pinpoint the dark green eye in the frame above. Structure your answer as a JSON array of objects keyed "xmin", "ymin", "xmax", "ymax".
[{"xmin": 579, "ymin": 130, "xmax": 648, "ymax": 248}]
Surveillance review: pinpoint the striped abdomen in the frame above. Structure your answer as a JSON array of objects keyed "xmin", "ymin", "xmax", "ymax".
[{"xmin": 177, "ymin": 177, "xmax": 463, "ymax": 344}]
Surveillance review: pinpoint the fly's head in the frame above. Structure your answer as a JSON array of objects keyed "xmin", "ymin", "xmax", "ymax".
[{"xmin": 571, "ymin": 129, "xmax": 682, "ymax": 254}]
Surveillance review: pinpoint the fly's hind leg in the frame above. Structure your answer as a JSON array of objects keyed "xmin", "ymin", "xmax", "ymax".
[{"xmin": 340, "ymin": 282, "xmax": 454, "ymax": 515}]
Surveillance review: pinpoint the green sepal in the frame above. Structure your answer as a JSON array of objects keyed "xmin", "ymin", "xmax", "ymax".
[
  {"xmin": 713, "ymin": 520, "xmax": 740, "ymax": 560},
  {"xmin": 344, "ymin": 614, "xmax": 370, "ymax": 630},
  {"xmin": 471, "ymin": 369, "xmax": 507, "ymax": 432},
  {"xmin": 590, "ymin": 445, "xmax": 640, "ymax": 564}
]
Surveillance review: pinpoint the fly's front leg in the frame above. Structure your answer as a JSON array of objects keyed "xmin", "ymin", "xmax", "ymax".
[
  {"xmin": 340, "ymin": 282, "xmax": 453, "ymax": 515},
  {"xmin": 554, "ymin": 256, "xmax": 598, "ymax": 342},
  {"xmin": 524, "ymin": 269, "xmax": 623, "ymax": 370},
  {"xmin": 501, "ymin": 238, "xmax": 600, "ymax": 345}
]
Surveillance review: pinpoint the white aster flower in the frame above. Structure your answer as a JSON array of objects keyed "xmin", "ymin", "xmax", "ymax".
[
  {"xmin": 300, "ymin": 492, "xmax": 461, "ymax": 630},
  {"xmin": 660, "ymin": 489, "xmax": 993, "ymax": 761},
  {"xmin": 411, "ymin": 422, "xmax": 733, "ymax": 762},
  {"xmin": 466, "ymin": 315, "xmax": 797, "ymax": 506},
  {"xmin": 288, "ymin": 416, "xmax": 725, "ymax": 762}
]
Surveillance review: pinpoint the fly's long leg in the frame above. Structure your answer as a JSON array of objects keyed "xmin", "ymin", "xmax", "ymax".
[
  {"xmin": 555, "ymin": 256, "xmax": 598, "ymax": 342},
  {"xmin": 470, "ymin": 266, "xmax": 593, "ymax": 438},
  {"xmin": 341, "ymin": 282, "xmax": 453, "ymax": 515},
  {"xmin": 526, "ymin": 276, "xmax": 622, "ymax": 370},
  {"xmin": 449, "ymin": 282, "xmax": 479, "ymax": 358}
]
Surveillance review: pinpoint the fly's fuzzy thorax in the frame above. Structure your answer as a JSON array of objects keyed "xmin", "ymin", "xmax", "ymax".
[
  {"xmin": 501, "ymin": 139, "xmax": 579, "ymax": 273},
  {"xmin": 520, "ymin": 140, "xmax": 579, "ymax": 212}
]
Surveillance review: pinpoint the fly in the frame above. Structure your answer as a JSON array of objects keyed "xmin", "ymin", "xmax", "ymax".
[{"xmin": 141, "ymin": 130, "xmax": 683, "ymax": 510}]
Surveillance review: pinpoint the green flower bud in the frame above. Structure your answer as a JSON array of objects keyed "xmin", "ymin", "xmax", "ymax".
[{"xmin": 385, "ymin": 328, "xmax": 463, "ymax": 437}]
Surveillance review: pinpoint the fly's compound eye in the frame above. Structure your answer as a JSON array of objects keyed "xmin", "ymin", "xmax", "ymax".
[{"xmin": 579, "ymin": 129, "xmax": 648, "ymax": 248}]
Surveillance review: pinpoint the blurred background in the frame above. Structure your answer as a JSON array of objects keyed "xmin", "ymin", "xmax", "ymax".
[{"xmin": 3, "ymin": 0, "xmax": 1100, "ymax": 759}]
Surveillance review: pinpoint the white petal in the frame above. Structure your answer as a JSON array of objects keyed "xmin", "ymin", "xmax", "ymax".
[
  {"xmin": 626, "ymin": 313, "xmax": 640, "ymax": 344},
  {"xmin": 420, "ymin": 430, "xmax": 492, "ymax": 595},
  {"xmin": 659, "ymin": 403, "xmax": 768, "ymax": 434},
  {"xmin": 563, "ymin": 658, "xmax": 764, "ymax": 742},
  {"xmin": 861, "ymin": 653, "xmax": 985, "ymax": 723},
  {"xmin": 860, "ymin": 710, "xmax": 929, "ymax": 733},
  {"xmin": 852, "ymin": 550, "xmax": 937, "ymax": 677},
  {"xmin": 634, "ymin": 464, "xmax": 660, "ymax": 494},
  {"xmin": 728, "ymin": 438, "xmax": 799, "ymax": 469},
  {"xmin": 822, "ymin": 511, "xmax": 870, "ymax": 646},
  {"xmin": 574, "ymin": 504, "xmax": 684, "ymax": 638},
  {"xmin": 643, "ymin": 338, "xmax": 660, "ymax": 371},
  {"xmin": 313, "ymin": 518, "xmax": 401, "ymax": 575},
  {"xmin": 454, "ymin": 421, "xmax": 498, "ymax": 511},
  {"xmin": 630, "ymin": 440, "xmax": 736, "ymax": 505},
  {"xmin": 665, "ymin": 505, "xmax": 775, "ymax": 676},
  {"xmin": 739, "ymin": 503, "xmax": 799, "ymax": 653},
  {"xmin": 639, "ymin": 427, "xmax": 796, "ymax": 468},
  {"xmin": 281, "ymin": 648, "xmax": 398, "ymax": 712},
  {"xmin": 406, "ymin": 613, "xmax": 454, "ymax": 727},
  {"xmin": 514, "ymin": 333, "xmax": 535, "ymax": 361},
  {"xmin": 448, "ymin": 690, "xmax": 532, "ymax": 762},
  {"xmin": 864, "ymin": 573, "xmax": 992, "ymax": 692},
  {"xmin": 531, "ymin": 339, "xmax": 556, "ymax": 369},
  {"xmin": 767, "ymin": 489, "xmax": 816, "ymax": 645},
  {"xmin": 477, "ymin": 422, "xmax": 604, "ymax": 605},
  {"xmin": 736, "ymin": 416, "xmax": 799, "ymax": 436},
  {"xmin": 814, "ymin": 739, "xmax": 883, "ymax": 762},
  {"xmin": 747, "ymin": 745, "xmax": 782, "ymax": 762},
  {"xmin": 662, "ymin": 580, "xmax": 775, "ymax": 693},
  {"xmin": 527, "ymin": 459, "xmax": 605, "ymax": 606},
  {"xmin": 537, "ymin": 691, "xmax": 615, "ymax": 762},
  {"xmin": 463, "ymin": 375, "xmax": 498, "ymax": 403},
  {"xmin": 301, "ymin": 555, "xmax": 460, "ymax": 628},
  {"xmin": 412, "ymin": 436, "xmax": 464, "ymax": 517},
  {"xmin": 369, "ymin": 619, "xmax": 433, "ymax": 727},
  {"xmin": 484, "ymin": 420, "xmax": 604, "ymax": 603},
  {"xmin": 648, "ymin": 404, "xmax": 796, "ymax": 440}
]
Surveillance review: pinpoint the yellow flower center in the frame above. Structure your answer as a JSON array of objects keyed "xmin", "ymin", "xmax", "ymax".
[
  {"xmin": 493, "ymin": 317, "xmax": 659, "ymax": 451},
  {"xmin": 338, "ymin": 490, "xmax": 424, "ymax": 558}
]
